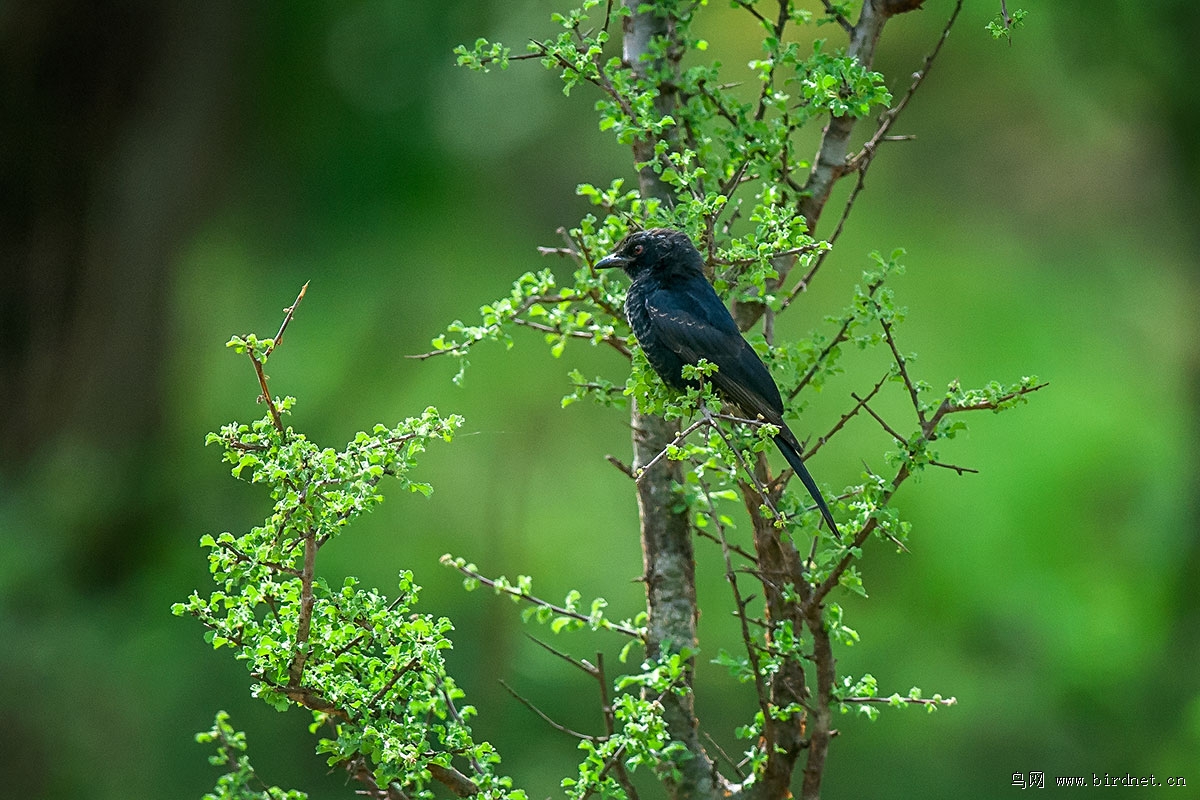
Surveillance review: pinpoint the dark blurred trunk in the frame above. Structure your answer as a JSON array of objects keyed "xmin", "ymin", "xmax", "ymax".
[{"xmin": 0, "ymin": 0, "xmax": 242, "ymax": 585}]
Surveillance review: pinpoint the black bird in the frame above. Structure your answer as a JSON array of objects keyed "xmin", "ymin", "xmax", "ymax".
[{"xmin": 596, "ymin": 228, "xmax": 841, "ymax": 538}]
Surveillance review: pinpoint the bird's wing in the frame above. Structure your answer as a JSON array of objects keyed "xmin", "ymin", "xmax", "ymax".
[{"xmin": 642, "ymin": 278, "xmax": 785, "ymax": 421}]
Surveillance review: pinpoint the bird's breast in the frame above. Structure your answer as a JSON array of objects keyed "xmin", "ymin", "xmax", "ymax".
[{"xmin": 625, "ymin": 282, "xmax": 689, "ymax": 389}]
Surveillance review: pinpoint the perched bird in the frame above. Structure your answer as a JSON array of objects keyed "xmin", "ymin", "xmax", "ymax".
[{"xmin": 596, "ymin": 228, "xmax": 840, "ymax": 538}]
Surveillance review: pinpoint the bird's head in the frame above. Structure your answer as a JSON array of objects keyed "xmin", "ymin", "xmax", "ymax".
[{"xmin": 594, "ymin": 228, "xmax": 704, "ymax": 280}]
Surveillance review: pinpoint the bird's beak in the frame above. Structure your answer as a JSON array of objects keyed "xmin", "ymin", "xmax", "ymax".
[{"xmin": 594, "ymin": 252, "xmax": 629, "ymax": 270}]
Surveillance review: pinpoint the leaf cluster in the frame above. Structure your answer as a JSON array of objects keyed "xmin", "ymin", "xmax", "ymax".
[
  {"xmin": 196, "ymin": 711, "xmax": 308, "ymax": 800},
  {"xmin": 178, "ymin": 398, "xmax": 531, "ymax": 798}
]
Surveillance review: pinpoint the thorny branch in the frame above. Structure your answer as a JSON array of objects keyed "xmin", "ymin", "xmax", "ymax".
[
  {"xmin": 203, "ymin": 286, "xmax": 485, "ymax": 800},
  {"xmin": 248, "ymin": 282, "xmax": 309, "ymax": 434},
  {"xmin": 788, "ymin": 272, "xmax": 887, "ymax": 402}
]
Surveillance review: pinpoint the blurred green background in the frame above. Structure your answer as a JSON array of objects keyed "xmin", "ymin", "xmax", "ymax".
[{"xmin": 2, "ymin": 1, "xmax": 1197, "ymax": 797}]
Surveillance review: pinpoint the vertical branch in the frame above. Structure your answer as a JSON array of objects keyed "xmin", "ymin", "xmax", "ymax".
[
  {"xmin": 620, "ymin": 3, "xmax": 722, "ymax": 798},
  {"xmin": 287, "ymin": 529, "xmax": 317, "ymax": 687},
  {"xmin": 734, "ymin": 0, "xmax": 932, "ymax": 331},
  {"xmin": 264, "ymin": 281, "xmax": 309, "ymax": 358},
  {"xmin": 798, "ymin": 600, "xmax": 836, "ymax": 800},
  {"xmin": 621, "ymin": 3, "xmax": 677, "ymax": 199},
  {"xmin": 251, "ymin": 355, "xmax": 285, "ymax": 434},
  {"xmin": 700, "ymin": 475, "xmax": 771, "ymax": 727},
  {"xmin": 596, "ymin": 652, "xmax": 641, "ymax": 800},
  {"xmin": 740, "ymin": 482, "xmax": 809, "ymax": 799}
]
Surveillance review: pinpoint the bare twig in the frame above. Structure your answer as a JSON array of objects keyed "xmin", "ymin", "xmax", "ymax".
[
  {"xmin": 929, "ymin": 459, "xmax": 979, "ymax": 476},
  {"xmin": 704, "ymin": 474, "xmax": 772, "ymax": 728},
  {"xmin": 694, "ymin": 525, "xmax": 757, "ymax": 564},
  {"xmin": 731, "ymin": 0, "xmax": 769, "ymax": 28},
  {"xmin": 525, "ymin": 633, "xmax": 600, "ymax": 677},
  {"xmin": 820, "ymin": 0, "xmax": 854, "ymax": 33},
  {"xmin": 537, "ymin": 246, "xmax": 580, "ymax": 258},
  {"xmin": 849, "ymin": 0, "xmax": 964, "ymax": 175},
  {"xmin": 810, "ymin": 382, "xmax": 1049, "ymax": 607},
  {"xmin": 246, "ymin": 282, "xmax": 308, "ymax": 435},
  {"xmin": 788, "ymin": 274, "xmax": 886, "ymax": 402},
  {"xmin": 500, "ymin": 679, "xmax": 595, "ymax": 740},
  {"xmin": 703, "ymin": 732, "xmax": 747, "ymax": 780},
  {"xmin": 851, "ymin": 391, "xmax": 909, "ymax": 444},
  {"xmin": 251, "ymin": 357, "xmax": 284, "ymax": 434},
  {"xmin": 779, "ymin": 169, "xmax": 866, "ymax": 313},
  {"xmin": 606, "ymin": 453, "xmax": 635, "ymax": 479}
]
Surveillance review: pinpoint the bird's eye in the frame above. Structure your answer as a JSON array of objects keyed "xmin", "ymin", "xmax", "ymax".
[{"xmin": 632, "ymin": 244, "xmax": 644, "ymax": 256}]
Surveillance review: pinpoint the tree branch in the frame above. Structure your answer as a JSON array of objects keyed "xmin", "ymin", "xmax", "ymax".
[
  {"xmin": 500, "ymin": 679, "xmax": 595, "ymax": 740},
  {"xmin": 440, "ymin": 556, "xmax": 645, "ymax": 639}
]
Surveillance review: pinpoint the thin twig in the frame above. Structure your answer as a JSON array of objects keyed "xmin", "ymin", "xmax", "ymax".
[
  {"xmin": 780, "ymin": 170, "xmax": 866, "ymax": 312},
  {"xmin": 367, "ymin": 657, "xmax": 420, "ymax": 709},
  {"xmin": 880, "ymin": 318, "xmax": 924, "ymax": 425},
  {"xmin": 704, "ymin": 732, "xmax": 747, "ymax": 779},
  {"xmin": 841, "ymin": 694, "xmax": 958, "ymax": 708},
  {"xmin": 850, "ymin": 392, "xmax": 908, "ymax": 444},
  {"xmin": 820, "ymin": 0, "xmax": 854, "ymax": 33},
  {"xmin": 525, "ymin": 633, "xmax": 600, "ymax": 677},
  {"xmin": 214, "ymin": 539, "xmax": 303, "ymax": 578},
  {"xmin": 731, "ymin": 0, "xmax": 769, "ymax": 28},
  {"xmin": 809, "ymin": 384, "xmax": 1050, "ymax": 605},
  {"xmin": 595, "ymin": 653, "xmax": 643, "ymax": 800},
  {"xmin": 249, "ymin": 282, "xmax": 308, "ymax": 434},
  {"xmin": 606, "ymin": 453, "xmax": 635, "ymax": 479},
  {"xmin": 579, "ymin": 675, "xmax": 685, "ymax": 800},
  {"xmin": 634, "ymin": 416, "xmax": 710, "ymax": 482},
  {"xmin": 694, "ymin": 526, "xmax": 758, "ymax": 564},
  {"xmin": 788, "ymin": 275, "xmax": 886, "ymax": 401},
  {"xmin": 441, "ymin": 557, "xmax": 644, "ymax": 639},
  {"xmin": 929, "ymin": 459, "xmax": 978, "ymax": 476},
  {"xmin": 704, "ymin": 474, "xmax": 772, "ymax": 726},
  {"xmin": 251, "ymin": 357, "xmax": 284, "ymax": 434},
  {"xmin": 500, "ymin": 680, "xmax": 595, "ymax": 740}
]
